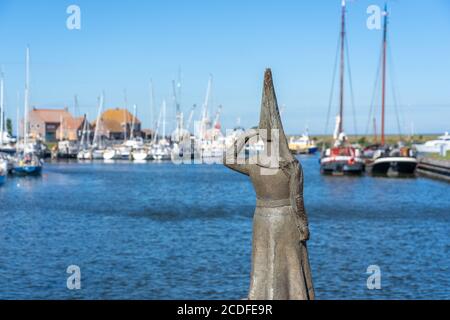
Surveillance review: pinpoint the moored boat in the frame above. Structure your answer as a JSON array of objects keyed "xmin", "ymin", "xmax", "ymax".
[
  {"xmin": 103, "ymin": 148, "xmax": 119, "ymax": 160},
  {"xmin": 91, "ymin": 148, "xmax": 105, "ymax": 160},
  {"xmin": 57, "ymin": 140, "xmax": 79, "ymax": 159},
  {"xmin": 289, "ymin": 131, "xmax": 318, "ymax": 154},
  {"xmin": 77, "ymin": 149, "xmax": 92, "ymax": 160},
  {"xmin": 150, "ymin": 140, "xmax": 171, "ymax": 161},
  {"xmin": 320, "ymin": 1, "xmax": 364, "ymax": 176},
  {"xmin": 77, "ymin": 114, "xmax": 91, "ymax": 161},
  {"xmin": 0, "ymin": 157, "xmax": 7, "ymax": 184},
  {"xmin": 365, "ymin": 145, "xmax": 418, "ymax": 175},
  {"xmin": 88, "ymin": 93, "xmax": 106, "ymax": 160},
  {"xmin": 12, "ymin": 152, "xmax": 43, "ymax": 176},
  {"xmin": 0, "ymin": 152, "xmax": 13, "ymax": 173},
  {"xmin": 364, "ymin": 4, "xmax": 417, "ymax": 177},
  {"xmin": 12, "ymin": 47, "xmax": 44, "ymax": 176},
  {"xmin": 118, "ymin": 145, "xmax": 131, "ymax": 160},
  {"xmin": 320, "ymin": 138, "xmax": 364, "ymax": 175},
  {"xmin": 131, "ymin": 147, "xmax": 149, "ymax": 161},
  {"xmin": 365, "ymin": 154, "xmax": 418, "ymax": 176},
  {"xmin": 413, "ymin": 132, "xmax": 450, "ymax": 154},
  {"xmin": 149, "ymin": 100, "xmax": 172, "ymax": 161}
]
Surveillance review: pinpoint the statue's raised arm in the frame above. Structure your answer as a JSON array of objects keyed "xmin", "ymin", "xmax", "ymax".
[{"xmin": 223, "ymin": 129, "xmax": 258, "ymax": 176}]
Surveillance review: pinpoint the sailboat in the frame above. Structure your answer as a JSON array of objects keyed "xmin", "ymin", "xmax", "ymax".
[
  {"xmin": 58, "ymin": 96, "xmax": 80, "ymax": 159},
  {"xmin": 364, "ymin": 4, "xmax": 417, "ymax": 176},
  {"xmin": 101, "ymin": 148, "xmax": 116, "ymax": 160},
  {"xmin": 172, "ymin": 104, "xmax": 197, "ymax": 161},
  {"xmin": 0, "ymin": 71, "xmax": 13, "ymax": 178},
  {"xmin": 150, "ymin": 100, "xmax": 171, "ymax": 161},
  {"xmin": 0, "ymin": 72, "xmax": 17, "ymax": 155},
  {"xmin": 123, "ymin": 104, "xmax": 146, "ymax": 160},
  {"xmin": 195, "ymin": 75, "xmax": 225, "ymax": 159},
  {"xmin": 91, "ymin": 93, "xmax": 106, "ymax": 160},
  {"xmin": 12, "ymin": 47, "xmax": 43, "ymax": 176},
  {"xmin": 320, "ymin": 1, "xmax": 364, "ymax": 175},
  {"xmin": 113, "ymin": 92, "xmax": 140, "ymax": 160},
  {"xmin": 170, "ymin": 77, "xmax": 192, "ymax": 161},
  {"xmin": 57, "ymin": 118, "xmax": 79, "ymax": 159},
  {"xmin": 131, "ymin": 143, "xmax": 149, "ymax": 161},
  {"xmin": 132, "ymin": 83, "xmax": 156, "ymax": 162},
  {"xmin": 0, "ymin": 154, "xmax": 7, "ymax": 185},
  {"xmin": 77, "ymin": 114, "xmax": 92, "ymax": 160},
  {"xmin": 0, "ymin": 70, "xmax": 5, "ymax": 153}
]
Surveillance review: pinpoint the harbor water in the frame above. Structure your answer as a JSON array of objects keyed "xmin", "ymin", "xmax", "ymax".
[{"xmin": 0, "ymin": 155, "xmax": 448, "ymax": 299}]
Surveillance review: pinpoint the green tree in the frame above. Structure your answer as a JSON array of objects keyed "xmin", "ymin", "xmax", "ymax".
[
  {"xmin": 358, "ymin": 136, "xmax": 366, "ymax": 145},
  {"xmin": 6, "ymin": 118, "xmax": 13, "ymax": 136}
]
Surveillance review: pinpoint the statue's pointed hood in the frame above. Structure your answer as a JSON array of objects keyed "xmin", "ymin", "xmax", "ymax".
[{"xmin": 258, "ymin": 68, "xmax": 294, "ymax": 163}]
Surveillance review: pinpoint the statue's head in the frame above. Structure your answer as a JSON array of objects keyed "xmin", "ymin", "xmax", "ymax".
[{"xmin": 257, "ymin": 69, "xmax": 295, "ymax": 167}]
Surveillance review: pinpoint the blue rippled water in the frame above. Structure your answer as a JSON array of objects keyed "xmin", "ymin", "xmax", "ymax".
[{"xmin": 0, "ymin": 156, "xmax": 448, "ymax": 299}]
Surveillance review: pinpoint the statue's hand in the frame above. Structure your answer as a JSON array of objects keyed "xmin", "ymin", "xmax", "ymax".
[
  {"xmin": 244, "ymin": 129, "xmax": 259, "ymax": 141},
  {"xmin": 244, "ymin": 129, "xmax": 259, "ymax": 139}
]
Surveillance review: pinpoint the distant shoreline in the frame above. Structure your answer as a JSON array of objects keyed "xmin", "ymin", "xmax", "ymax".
[
  {"xmin": 287, "ymin": 133, "xmax": 442, "ymax": 148},
  {"xmin": 287, "ymin": 133, "xmax": 443, "ymax": 138}
]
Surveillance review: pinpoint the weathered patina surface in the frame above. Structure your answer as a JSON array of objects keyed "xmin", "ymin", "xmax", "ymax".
[{"xmin": 224, "ymin": 69, "xmax": 314, "ymax": 300}]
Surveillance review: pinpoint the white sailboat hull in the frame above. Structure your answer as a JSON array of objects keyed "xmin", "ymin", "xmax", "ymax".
[
  {"xmin": 366, "ymin": 157, "xmax": 418, "ymax": 175},
  {"xmin": 103, "ymin": 149, "xmax": 119, "ymax": 160},
  {"xmin": 132, "ymin": 150, "xmax": 149, "ymax": 161}
]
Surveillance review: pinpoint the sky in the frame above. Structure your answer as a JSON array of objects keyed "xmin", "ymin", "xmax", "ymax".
[{"xmin": 0, "ymin": 0, "xmax": 449, "ymax": 135}]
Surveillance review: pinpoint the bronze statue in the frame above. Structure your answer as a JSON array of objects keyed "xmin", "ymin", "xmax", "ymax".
[{"xmin": 224, "ymin": 69, "xmax": 314, "ymax": 300}]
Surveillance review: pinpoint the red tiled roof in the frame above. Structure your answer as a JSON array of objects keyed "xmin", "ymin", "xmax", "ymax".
[
  {"xmin": 98, "ymin": 118, "xmax": 123, "ymax": 133},
  {"xmin": 100, "ymin": 108, "xmax": 141, "ymax": 124},
  {"xmin": 31, "ymin": 108, "xmax": 72, "ymax": 123},
  {"xmin": 92, "ymin": 108, "xmax": 141, "ymax": 134},
  {"xmin": 62, "ymin": 116, "xmax": 84, "ymax": 130}
]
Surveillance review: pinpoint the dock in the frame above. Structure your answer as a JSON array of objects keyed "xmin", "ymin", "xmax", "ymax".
[{"xmin": 417, "ymin": 158, "xmax": 450, "ymax": 183}]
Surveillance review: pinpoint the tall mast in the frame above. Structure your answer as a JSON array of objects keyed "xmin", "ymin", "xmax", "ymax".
[
  {"xmin": 213, "ymin": 105, "xmax": 222, "ymax": 129},
  {"xmin": 86, "ymin": 112, "xmax": 91, "ymax": 148},
  {"xmin": 186, "ymin": 104, "xmax": 196, "ymax": 133},
  {"xmin": 16, "ymin": 91, "xmax": 20, "ymax": 146},
  {"xmin": 130, "ymin": 104, "xmax": 136, "ymax": 139},
  {"xmin": 201, "ymin": 75, "xmax": 213, "ymax": 139},
  {"xmin": 74, "ymin": 94, "xmax": 79, "ymax": 118},
  {"xmin": 24, "ymin": 46, "xmax": 30, "ymax": 148},
  {"xmin": 338, "ymin": 0, "xmax": 346, "ymax": 135},
  {"xmin": 381, "ymin": 3, "xmax": 388, "ymax": 146},
  {"xmin": 152, "ymin": 106, "xmax": 162, "ymax": 145},
  {"xmin": 0, "ymin": 70, "xmax": 4, "ymax": 145},
  {"xmin": 177, "ymin": 67, "xmax": 182, "ymax": 108},
  {"xmin": 80, "ymin": 114, "xmax": 87, "ymax": 149},
  {"xmin": 59, "ymin": 115, "xmax": 63, "ymax": 141},
  {"xmin": 93, "ymin": 93, "xmax": 104, "ymax": 148},
  {"xmin": 174, "ymin": 68, "xmax": 182, "ymax": 136},
  {"xmin": 203, "ymin": 75, "xmax": 212, "ymax": 121},
  {"xmin": 172, "ymin": 79, "xmax": 182, "ymax": 141},
  {"xmin": 373, "ymin": 117, "xmax": 378, "ymax": 144},
  {"xmin": 123, "ymin": 89, "xmax": 128, "ymax": 141},
  {"xmin": 149, "ymin": 80, "xmax": 155, "ymax": 132},
  {"xmin": 162, "ymin": 100, "xmax": 166, "ymax": 139}
]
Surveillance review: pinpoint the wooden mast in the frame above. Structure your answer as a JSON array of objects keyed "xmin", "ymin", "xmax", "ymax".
[
  {"xmin": 373, "ymin": 117, "xmax": 378, "ymax": 144},
  {"xmin": 381, "ymin": 3, "xmax": 388, "ymax": 145},
  {"xmin": 338, "ymin": 0, "xmax": 346, "ymax": 135}
]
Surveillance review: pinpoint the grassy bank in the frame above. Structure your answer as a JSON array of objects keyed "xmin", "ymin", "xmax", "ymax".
[
  {"xmin": 427, "ymin": 152, "xmax": 450, "ymax": 161},
  {"xmin": 293, "ymin": 134, "xmax": 439, "ymax": 149}
]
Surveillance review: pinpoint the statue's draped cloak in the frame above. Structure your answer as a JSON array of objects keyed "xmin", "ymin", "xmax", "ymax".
[{"xmin": 248, "ymin": 164, "xmax": 314, "ymax": 300}]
